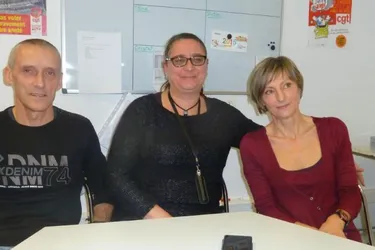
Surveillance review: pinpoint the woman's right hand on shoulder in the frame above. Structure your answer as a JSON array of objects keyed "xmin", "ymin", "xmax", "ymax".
[{"xmin": 144, "ymin": 205, "xmax": 173, "ymax": 219}]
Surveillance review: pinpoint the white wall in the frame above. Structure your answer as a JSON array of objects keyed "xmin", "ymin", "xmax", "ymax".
[
  {"xmin": 1, "ymin": 0, "xmax": 375, "ymax": 205},
  {"xmin": 281, "ymin": 0, "xmax": 375, "ymax": 141}
]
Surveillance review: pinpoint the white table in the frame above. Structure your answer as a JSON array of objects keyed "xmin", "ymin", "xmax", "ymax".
[{"xmin": 13, "ymin": 211, "xmax": 375, "ymax": 250}]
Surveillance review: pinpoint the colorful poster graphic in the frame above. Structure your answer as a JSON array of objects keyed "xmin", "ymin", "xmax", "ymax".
[
  {"xmin": 0, "ymin": 0, "xmax": 47, "ymax": 36},
  {"xmin": 308, "ymin": 0, "xmax": 352, "ymax": 49},
  {"xmin": 211, "ymin": 30, "xmax": 248, "ymax": 53}
]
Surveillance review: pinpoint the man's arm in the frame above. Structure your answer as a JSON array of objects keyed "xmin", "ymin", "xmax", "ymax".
[
  {"xmin": 82, "ymin": 120, "xmax": 113, "ymax": 222},
  {"xmin": 93, "ymin": 203, "xmax": 113, "ymax": 222}
]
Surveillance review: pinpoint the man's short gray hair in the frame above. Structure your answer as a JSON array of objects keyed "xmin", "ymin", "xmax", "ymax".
[{"xmin": 7, "ymin": 38, "xmax": 61, "ymax": 69}]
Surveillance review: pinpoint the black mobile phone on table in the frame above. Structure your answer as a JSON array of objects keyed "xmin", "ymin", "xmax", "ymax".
[{"xmin": 222, "ymin": 235, "xmax": 253, "ymax": 250}]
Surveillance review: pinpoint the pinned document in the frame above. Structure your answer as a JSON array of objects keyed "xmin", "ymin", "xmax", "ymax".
[
  {"xmin": 153, "ymin": 51, "xmax": 166, "ymax": 91},
  {"xmin": 77, "ymin": 31, "xmax": 122, "ymax": 93},
  {"xmin": 211, "ymin": 30, "xmax": 248, "ymax": 53}
]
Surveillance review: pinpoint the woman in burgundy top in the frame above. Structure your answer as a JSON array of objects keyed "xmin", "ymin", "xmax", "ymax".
[{"xmin": 239, "ymin": 56, "xmax": 362, "ymax": 242}]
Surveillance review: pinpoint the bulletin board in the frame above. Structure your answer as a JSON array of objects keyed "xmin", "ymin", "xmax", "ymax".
[{"xmin": 61, "ymin": 0, "xmax": 283, "ymax": 94}]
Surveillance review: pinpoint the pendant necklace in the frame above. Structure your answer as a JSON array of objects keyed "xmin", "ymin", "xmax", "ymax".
[{"xmin": 168, "ymin": 91, "xmax": 201, "ymax": 116}]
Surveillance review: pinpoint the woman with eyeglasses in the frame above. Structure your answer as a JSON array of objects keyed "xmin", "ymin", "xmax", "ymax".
[
  {"xmin": 105, "ymin": 33, "xmax": 364, "ymax": 221},
  {"xmin": 105, "ymin": 32, "xmax": 261, "ymax": 220}
]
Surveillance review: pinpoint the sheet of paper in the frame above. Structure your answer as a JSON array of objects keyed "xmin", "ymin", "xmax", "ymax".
[
  {"xmin": 211, "ymin": 30, "xmax": 248, "ymax": 53},
  {"xmin": 153, "ymin": 51, "xmax": 165, "ymax": 91},
  {"xmin": 77, "ymin": 31, "xmax": 122, "ymax": 93}
]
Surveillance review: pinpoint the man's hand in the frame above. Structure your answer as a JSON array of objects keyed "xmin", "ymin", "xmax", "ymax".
[
  {"xmin": 93, "ymin": 203, "xmax": 114, "ymax": 222},
  {"xmin": 355, "ymin": 162, "xmax": 365, "ymax": 186}
]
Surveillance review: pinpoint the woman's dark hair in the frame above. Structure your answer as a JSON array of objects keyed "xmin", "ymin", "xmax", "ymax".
[{"xmin": 160, "ymin": 33, "xmax": 207, "ymax": 93}]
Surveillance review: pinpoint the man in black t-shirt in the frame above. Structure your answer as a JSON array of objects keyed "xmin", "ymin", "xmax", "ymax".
[{"xmin": 0, "ymin": 39, "xmax": 113, "ymax": 248}]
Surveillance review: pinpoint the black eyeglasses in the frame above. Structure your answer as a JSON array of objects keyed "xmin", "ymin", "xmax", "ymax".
[{"xmin": 166, "ymin": 55, "xmax": 207, "ymax": 67}]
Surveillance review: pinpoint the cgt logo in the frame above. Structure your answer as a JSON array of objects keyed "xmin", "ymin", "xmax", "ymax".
[{"xmin": 337, "ymin": 14, "xmax": 351, "ymax": 25}]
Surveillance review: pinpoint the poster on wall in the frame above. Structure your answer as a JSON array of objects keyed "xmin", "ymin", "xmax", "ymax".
[
  {"xmin": 211, "ymin": 30, "xmax": 248, "ymax": 53},
  {"xmin": 0, "ymin": 0, "xmax": 47, "ymax": 36},
  {"xmin": 307, "ymin": 0, "xmax": 352, "ymax": 49},
  {"xmin": 152, "ymin": 51, "xmax": 165, "ymax": 92}
]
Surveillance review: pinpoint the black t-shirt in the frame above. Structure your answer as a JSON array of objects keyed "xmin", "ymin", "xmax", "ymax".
[
  {"xmin": 107, "ymin": 93, "xmax": 262, "ymax": 220},
  {"xmin": 0, "ymin": 106, "xmax": 108, "ymax": 246}
]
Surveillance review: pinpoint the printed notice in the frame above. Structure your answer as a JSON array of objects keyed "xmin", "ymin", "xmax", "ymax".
[
  {"xmin": 153, "ymin": 51, "xmax": 165, "ymax": 91},
  {"xmin": 77, "ymin": 31, "xmax": 122, "ymax": 93},
  {"xmin": 211, "ymin": 30, "xmax": 248, "ymax": 53},
  {"xmin": 308, "ymin": 0, "xmax": 352, "ymax": 49},
  {"xmin": 0, "ymin": 0, "xmax": 47, "ymax": 35}
]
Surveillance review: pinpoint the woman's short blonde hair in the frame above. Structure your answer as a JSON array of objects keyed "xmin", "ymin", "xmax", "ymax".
[{"xmin": 247, "ymin": 56, "xmax": 304, "ymax": 114}]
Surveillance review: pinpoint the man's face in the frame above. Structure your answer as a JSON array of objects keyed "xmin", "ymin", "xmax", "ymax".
[{"xmin": 4, "ymin": 44, "xmax": 62, "ymax": 112}]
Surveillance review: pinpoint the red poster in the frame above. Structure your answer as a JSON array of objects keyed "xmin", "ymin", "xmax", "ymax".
[
  {"xmin": 0, "ymin": 0, "xmax": 47, "ymax": 36},
  {"xmin": 308, "ymin": 0, "xmax": 352, "ymax": 48}
]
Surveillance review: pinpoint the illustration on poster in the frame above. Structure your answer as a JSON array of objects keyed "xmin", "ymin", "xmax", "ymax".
[
  {"xmin": 312, "ymin": 15, "xmax": 331, "ymax": 39},
  {"xmin": 211, "ymin": 31, "xmax": 248, "ymax": 53},
  {"xmin": 310, "ymin": 0, "xmax": 335, "ymax": 12}
]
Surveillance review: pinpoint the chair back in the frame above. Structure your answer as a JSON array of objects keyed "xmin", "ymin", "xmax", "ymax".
[
  {"xmin": 358, "ymin": 184, "xmax": 375, "ymax": 245},
  {"xmin": 82, "ymin": 182, "xmax": 94, "ymax": 223},
  {"xmin": 220, "ymin": 179, "xmax": 229, "ymax": 213}
]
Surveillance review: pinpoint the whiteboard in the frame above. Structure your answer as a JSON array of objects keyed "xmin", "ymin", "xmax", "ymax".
[{"xmin": 62, "ymin": 0, "xmax": 283, "ymax": 94}]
